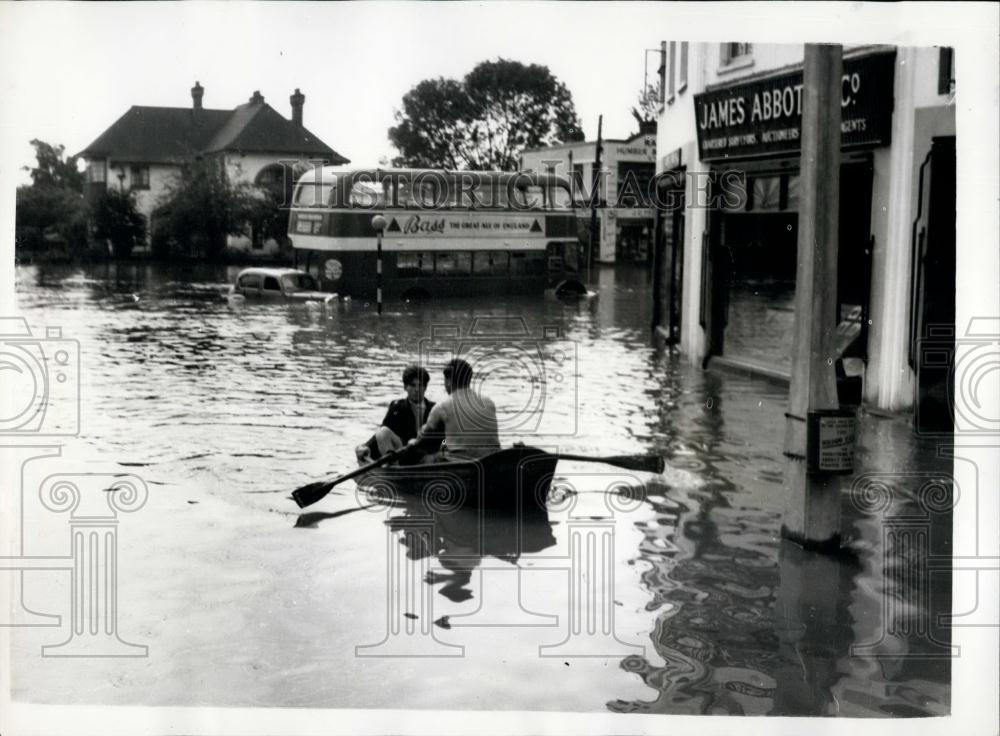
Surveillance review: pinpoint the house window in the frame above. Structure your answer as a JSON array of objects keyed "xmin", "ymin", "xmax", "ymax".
[
  {"xmin": 679, "ymin": 42, "xmax": 689, "ymax": 92},
  {"xmin": 720, "ymin": 43, "xmax": 753, "ymax": 68},
  {"xmin": 667, "ymin": 42, "xmax": 676, "ymax": 103},
  {"xmin": 87, "ymin": 161, "xmax": 106, "ymax": 183},
  {"xmin": 130, "ymin": 165, "xmax": 150, "ymax": 190},
  {"xmin": 938, "ymin": 47, "xmax": 955, "ymax": 95}
]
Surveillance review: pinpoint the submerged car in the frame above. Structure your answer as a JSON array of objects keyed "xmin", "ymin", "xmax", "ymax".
[{"xmin": 230, "ymin": 268, "xmax": 336, "ymax": 302}]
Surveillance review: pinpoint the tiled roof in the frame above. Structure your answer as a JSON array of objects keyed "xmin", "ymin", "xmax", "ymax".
[
  {"xmin": 202, "ymin": 100, "xmax": 347, "ymax": 161},
  {"xmin": 79, "ymin": 100, "xmax": 348, "ymax": 165}
]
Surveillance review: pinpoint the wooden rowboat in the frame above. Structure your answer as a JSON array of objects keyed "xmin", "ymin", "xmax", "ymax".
[{"xmin": 355, "ymin": 446, "xmax": 557, "ymax": 513}]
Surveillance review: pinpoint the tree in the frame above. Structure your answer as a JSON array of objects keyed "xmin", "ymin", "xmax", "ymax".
[
  {"xmin": 91, "ymin": 189, "xmax": 146, "ymax": 258},
  {"xmin": 389, "ymin": 59, "xmax": 585, "ymax": 171},
  {"xmin": 151, "ymin": 158, "xmax": 256, "ymax": 261},
  {"xmin": 631, "ymin": 81, "xmax": 662, "ymax": 128},
  {"xmin": 15, "ymin": 185, "xmax": 88, "ymax": 257},
  {"xmin": 15, "ymin": 140, "xmax": 88, "ymax": 260},
  {"xmin": 23, "ymin": 139, "xmax": 85, "ymax": 192}
]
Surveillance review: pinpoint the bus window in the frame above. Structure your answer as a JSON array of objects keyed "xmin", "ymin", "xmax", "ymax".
[
  {"xmin": 436, "ymin": 251, "xmax": 472, "ymax": 274},
  {"xmin": 511, "ymin": 251, "xmax": 545, "ymax": 275},
  {"xmin": 349, "ymin": 179, "xmax": 387, "ymax": 208},
  {"xmin": 473, "ymin": 250, "xmax": 509, "ymax": 275},
  {"xmin": 294, "ymin": 182, "xmax": 336, "ymax": 207},
  {"xmin": 420, "ymin": 252, "xmax": 435, "ymax": 273},
  {"xmin": 397, "ymin": 252, "xmax": 420, "ymax": 276}
]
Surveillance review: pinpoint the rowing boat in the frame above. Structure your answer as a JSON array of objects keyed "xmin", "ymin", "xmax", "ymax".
[{"xmin": 355, "ymin": 446, "xmax": 557, "ymax": 513}]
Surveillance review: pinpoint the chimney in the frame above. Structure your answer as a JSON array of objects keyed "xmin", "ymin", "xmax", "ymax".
[
  {"xmin": 290, "ymin": 88, "xmax": 305, "ymax": 126},
  {"xmin": 250, "ymin": 90, "xmax": 264, "ymax": 104},
  {"xmin": 191, "ymin": 81, "xmax": 204, "ymax": 111}
]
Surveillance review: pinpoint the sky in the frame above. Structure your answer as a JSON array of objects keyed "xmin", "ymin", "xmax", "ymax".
[
  {"xmin": 0, "ymin": 2, "xmax": 996, "ymax": 183},
  {"xmin": 1, "ymin": 2, "xmax": 677, "ymax": 182}
]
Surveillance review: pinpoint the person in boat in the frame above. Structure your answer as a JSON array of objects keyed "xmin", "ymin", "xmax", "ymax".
[
  {"xmin": 407, "ymin": 358, "xmax": 501, "ymax": 462},
  {"xmin": 355, "ymin": 364, "xmax": 437, "ymax": 465}
]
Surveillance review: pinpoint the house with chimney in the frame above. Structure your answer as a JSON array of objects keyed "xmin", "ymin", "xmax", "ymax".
[{"xmin": 78, "ymin": 83, "xmax": 349, "ymax": 255}]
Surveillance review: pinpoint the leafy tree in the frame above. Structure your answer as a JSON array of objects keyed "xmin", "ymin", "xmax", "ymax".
[
  {"xmin": 631, "ymin": 82, "xmax": 662, "ymax": 127},
  {"xmin": 15, "ymin": 185, "xmax": 88, "ymax": 257},
  {"xmin": 389, "ymin": 59, "xmax": 584, "ymax": 171},
  {"xmin": 151, "ymin": 158, "xmax": 256, "ymax": 260},
  {"xmin": 23, "ymin": 139, "xmax": 85, "ymax": 192},
  {"xmin": 91, "ymin": 189, "xmax": 146, "ymax": 258},
  {"xmin": 15, "ymin": 139, "xmax": 88, "ymax": 259}
]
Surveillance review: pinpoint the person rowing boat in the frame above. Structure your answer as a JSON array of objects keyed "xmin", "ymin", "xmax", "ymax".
[{"xmin": 407, "ymin": 357, "xmax": 501, "ymax": 462}]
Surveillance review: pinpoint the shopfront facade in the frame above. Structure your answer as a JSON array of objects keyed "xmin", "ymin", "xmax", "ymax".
[
  {"xmin": 521, "ymin": 129, "xmax": 657, "ymax": 265},
  {"xmin": 653, "ymin": 42, "xmax": 956, "ymax": 414}
]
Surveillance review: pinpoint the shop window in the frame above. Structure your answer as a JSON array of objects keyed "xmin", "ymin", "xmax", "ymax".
[
  {"xmin": 570, "ymin": 163, "xmax": 587, "ymax": 202},
  {"xmin": 938, "ymin": 47, "xmax": 955, "ymax": 95},
  {"xmin": 785, "ymin": 175, "xmax": 799, "ymax": 211},
  {"xmin": 617, "ymin": 161, "xmax": 655, "ymax": 207},
  {"xmin": 750, "ymin": 176, "xmax": 781, "ymax": 211}
]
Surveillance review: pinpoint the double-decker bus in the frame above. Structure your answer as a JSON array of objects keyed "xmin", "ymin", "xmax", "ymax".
[{"xmin": 287, "ymin": 168, "xmax": 584, "ymax": 299}]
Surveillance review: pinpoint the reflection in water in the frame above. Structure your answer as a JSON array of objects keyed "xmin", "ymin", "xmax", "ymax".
[
  {"xmin": 386, "ymin": 492, "xmax": 557, "ymax": 605},
  {"xmin": 15, "ymin": 262, "xmax": 951, "ymax": 716}
]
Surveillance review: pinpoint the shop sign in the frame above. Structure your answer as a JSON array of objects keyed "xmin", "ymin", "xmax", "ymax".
[
  {"xmin": 662, "ymin": 147, "xmax": 682, "ymax": 170},
  {"xmin": 694, "ymin": 50, "xmax": 896, "ymax": 162},
  {"xmin": 806, "ymin": 409, "xmax": 856, "ymax": 474},
  {"xmin": 385, "ymin": 213, "xmax": 544, "ymax": 238}
]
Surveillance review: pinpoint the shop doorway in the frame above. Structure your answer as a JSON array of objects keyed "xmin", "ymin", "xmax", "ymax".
[
  {"xmin": 616, "ymin": 220, "xmax": 654, "ymax": 265},
  {"xmin": 912, "ymin": 137, "xmax": 956, "ymax": 433},
  {"xmin": 652, "ymin": 172, "xmax": 686, "ymax": 342}
]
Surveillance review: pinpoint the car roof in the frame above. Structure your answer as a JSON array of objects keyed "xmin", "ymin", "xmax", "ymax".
[{"xmin": 236, "ymin": 267, "xmax": 310, "ymax": 277}]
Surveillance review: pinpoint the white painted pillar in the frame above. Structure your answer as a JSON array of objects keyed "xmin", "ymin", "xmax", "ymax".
[{"xmin": 866, "ymin": 47, "xmax": 918, "ymax": 411}]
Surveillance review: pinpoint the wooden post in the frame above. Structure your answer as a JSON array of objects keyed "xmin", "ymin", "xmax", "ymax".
[
  {"xmin": 589, "ymin": 115, "xmax": 604, "ymax": 279},
  {"xmin": 780, "ymin": 44, "xmax": 844, "ymax": 551}
]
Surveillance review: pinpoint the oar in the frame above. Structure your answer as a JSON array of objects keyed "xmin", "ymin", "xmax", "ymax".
[
  {"xmin": 551, "ymin": 452, "xmax": 664, "ymax": 475},
  {"xmin": 292, "ymin": 446, "xmax": 411, "ymax": 509}
]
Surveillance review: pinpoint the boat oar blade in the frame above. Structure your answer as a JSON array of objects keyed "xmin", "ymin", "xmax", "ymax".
[
  {"xmin": 291, "ymin": 445, "xmax": 411, "ymax": 509},
  {"xmin": 602, "ymin": 454, "xmax": 665, "ymax": 474},
  {"xmin": 292, "ymin": 480, "xmax": 336, "ymax": 509},
  {"xmin": 555, "ymin": 452, "xmax": 665, "ymax": 474}
]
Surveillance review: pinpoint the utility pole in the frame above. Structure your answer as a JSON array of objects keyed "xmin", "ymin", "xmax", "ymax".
[
  {"xmin": 780, "ymin": 44, "xmax": 850, "ymax": 551},
  {"xmin": 589, "ymin": 114, "xmax": 604, "ymax": 280}
]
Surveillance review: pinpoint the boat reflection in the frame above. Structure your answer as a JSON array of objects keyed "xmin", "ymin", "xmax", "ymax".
[{"xmin": 385, "ymin": 490, "xmax": 557, "ymax": 605}]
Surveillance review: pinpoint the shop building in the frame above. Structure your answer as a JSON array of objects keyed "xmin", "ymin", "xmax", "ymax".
[
  {"xmin": 653, "ymin": 42, "xmax": 956, "ymax": 417},
  {"xmin": 520, "ymin": 126, "xmax": 657, "ymax": 264}
]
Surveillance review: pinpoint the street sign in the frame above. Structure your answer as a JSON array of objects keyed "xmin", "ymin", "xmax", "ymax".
[{"xmin": 806, "ymin": 409, "xmax": 856, "ymax": 474}]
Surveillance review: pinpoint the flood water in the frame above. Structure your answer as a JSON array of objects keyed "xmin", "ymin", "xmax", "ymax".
[{"xmin": 11, "ymin": 261, "xmax": 951, "ymax": 716}]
